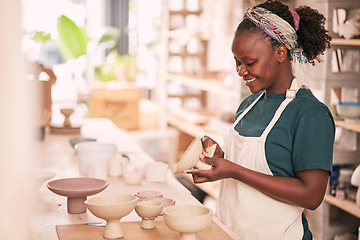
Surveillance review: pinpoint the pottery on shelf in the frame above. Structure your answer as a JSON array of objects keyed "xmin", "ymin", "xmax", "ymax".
[
  {"xmin": 163, "ymin": 205, "xmax": 213, "ymax": 240},
  {"xmin": 85, "ymin": 195, "xmax": 139, "ymax": 239},
  {"xmin": 135, "ymin": 200, "xmax": 163, "ymax": 229},
  {"xmin": 47, "ymin": 178, "xmax": 108, "ymax": 214},
  {"xmin": 61, "ymin": 108, "xmax": 74, "ymax": 127},
  {"xmin": 174, "ymin": 136, "xmax": 217, "ymax": 174},
  {"xmin": 49, "ymin": 108, "xmax": 81, "ymax": 134}
]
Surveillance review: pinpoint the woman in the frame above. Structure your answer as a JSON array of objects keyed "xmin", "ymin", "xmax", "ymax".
[{"xmin": 186, "ymin": 1, "xmax": 334, "ymax": 239}]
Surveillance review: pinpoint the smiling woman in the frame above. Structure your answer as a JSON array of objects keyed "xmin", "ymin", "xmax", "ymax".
[{"xmin": 185, "ymin": 1, "xmax": 334, "ymax": 239}]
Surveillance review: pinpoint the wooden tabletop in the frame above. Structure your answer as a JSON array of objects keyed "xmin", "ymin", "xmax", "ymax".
[{"xmin": 30, "ymin": 118, "xmax": 236, "ymax": 240}]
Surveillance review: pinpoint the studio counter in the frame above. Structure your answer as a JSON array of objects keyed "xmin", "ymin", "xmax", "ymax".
[{"xmin": 30, "ymin": 118, "xmax": 237, "ymax": 240}]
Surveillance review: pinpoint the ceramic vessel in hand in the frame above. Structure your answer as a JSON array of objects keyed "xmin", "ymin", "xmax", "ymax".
[{"xmin": 174, "ymin": 136, "xmax": 216, "ymax": 174}]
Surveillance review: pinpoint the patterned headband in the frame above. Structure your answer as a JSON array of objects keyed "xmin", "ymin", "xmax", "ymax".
[{"xmin": 244, "ymin": 7, "xmax": 307, "ymax": 63}]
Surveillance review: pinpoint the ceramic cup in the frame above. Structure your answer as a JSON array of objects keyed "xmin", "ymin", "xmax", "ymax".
[
  {"xmin": 75, "ymin": 142, "xmax": 117, "ymax": 175},
  {"xmin": 123, "ymin": 163, "xmax": 145, "ymax": 185},
  {"xmin": 108, "ymin": 155, "xmax": 128, "ymax": 177},
  {"xmin": 145, "ymin": 162, "xmax": 168, "ymax": 183},
  {"xmin": 88, "ymin": 161, "xmax": 108, "ymax": 180}
]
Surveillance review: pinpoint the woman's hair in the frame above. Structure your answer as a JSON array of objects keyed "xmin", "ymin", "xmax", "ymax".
[{"xmin": 235, "ymin": 0, "xmax": 331, "ymax": 65}]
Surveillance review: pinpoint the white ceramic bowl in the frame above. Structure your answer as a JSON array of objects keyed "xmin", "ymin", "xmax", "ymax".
[
  {"xmin": 135, "ymin": 200, "xmax": 163, "ymax": 229},
  {"xmin": 163, "ymin": 204, "xmax": 212, "ymax": 240},
  {"xmin": 336, "ymin": 102, "xmax": 360, "ymax": 118},
  {"xmin": 151, "ymin": 197, "xmax": 175, "ymax": 207},
  {"xmin": 85, "ymin": 195, "xmax": 138, "ymax": 239},
  {"xmin": 75, "ymin": 142, "xmax": 117, "ymax": 175}
]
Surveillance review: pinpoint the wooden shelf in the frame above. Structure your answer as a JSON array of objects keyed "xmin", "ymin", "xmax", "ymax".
[
  {"xmin": 167, "ymin": 73, "xmax": 240, "ymax": 98},
  {"xmin": 324, "ymin": 194, "xmax": 360, "ymax": 218},
  {"xmin": 335, "ymin": 120, "xmax": 360, "ymax": 133},
  {"xmin": 331, "ymin": 38, "xmax": 360, "ymax": 46},
  {"xmin": 169, "ymin": 10, "xmax": 202, "ymax": 16},
  {"xmin": 167, "ymin": 115, "xmax": 224, "ymax": 145}
]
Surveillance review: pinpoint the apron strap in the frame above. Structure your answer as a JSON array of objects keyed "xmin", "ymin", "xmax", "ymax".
[
  {"xmin": 260, "ymin": 79, "xmax": 301, "ymax": 139},
  {"xmin": 233, "ymin": 91, "xmax": 265, "ymax": 126}
]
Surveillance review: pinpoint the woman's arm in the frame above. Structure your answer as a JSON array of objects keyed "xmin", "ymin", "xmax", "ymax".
[{"xmin": 186, "ymin": 156, "xmax": 329, "ymax": 210}]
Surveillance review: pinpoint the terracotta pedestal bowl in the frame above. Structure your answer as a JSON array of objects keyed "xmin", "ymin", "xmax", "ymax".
[
  {"xmin": 135, "ymin": 200, "xmax": 163, "ymax": 229},
  {"xmin": 47, "ymin": 178, "xmax": 108, "ymax": 214},
  {"xmin": 163, "ymin": 205, "xmax": 213, "ymax": 240},
  {"xmin": 85, "ymin": 195, "xmax": 138, "ymax": 239}
]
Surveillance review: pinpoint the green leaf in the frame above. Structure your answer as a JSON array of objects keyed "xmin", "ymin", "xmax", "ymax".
[
  {"xmin": 57, "ymin": 15, "xmax": 88, "ymax": 61},
  {"xmin": 98, "ymin": 26, "xmax": 121, "ymax": 49},
  {"xmin": 30, "ymin": 31, "xmax": 51, "ymax": 42}
]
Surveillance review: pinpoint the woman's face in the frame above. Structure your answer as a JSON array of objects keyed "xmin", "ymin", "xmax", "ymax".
[{"xmin": 232, "ymin": 31, "xmax": 289, "ymax": 94}]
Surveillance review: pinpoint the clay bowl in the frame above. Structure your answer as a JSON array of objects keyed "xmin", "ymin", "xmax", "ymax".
[
  {"xmin": 85, "ymin": 195, "xmax": 138, "ymax": 239},
  {"xmin": 151, "ymin": 197, "xmax": 175, "ymax": 213},
  {"xmin": 135, "ymin": 200, "xmax": 163, "ymax": 229},
  {"xmin": 174, "ymin": 136, "xmax": 216, "ymax": 174},
  {"xmin": 47, "ymin": 178, "xmax": 108, "ymax": 214},
  {"xmin": 135, "ymin": 190, "xmax": 163, "ymax": 201},
  {"xmin": 69, "ymin": 137, "xmax": 97, "ymax": 149},
  {"xmin": 163, "ymin": 205, "xmax": 213, "ymax": 240}
]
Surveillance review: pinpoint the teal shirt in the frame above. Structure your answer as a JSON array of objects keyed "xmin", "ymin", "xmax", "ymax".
[
  {"xmin": 234, "ymin": 88, "xmax": 335, "ymax": 240},
  {"xmin": 235, "ymin": 88, "xmax": 335, "ymax": 176}
]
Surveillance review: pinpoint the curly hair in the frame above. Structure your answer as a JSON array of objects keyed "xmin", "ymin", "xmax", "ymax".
[{"xmin": 235, "ymin": 0, "xmax": 331, "ymax": 65}]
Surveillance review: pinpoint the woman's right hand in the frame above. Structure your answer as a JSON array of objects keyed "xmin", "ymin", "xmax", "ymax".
[
  {"xmin": 186, "ymin": 155, "xmax": 236, "ymax": 183},
  {"xmin": 201, "ymin": 135, "xmax": 224, "ymax": 158}
]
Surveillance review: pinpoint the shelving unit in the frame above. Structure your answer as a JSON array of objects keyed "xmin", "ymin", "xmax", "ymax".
[
  {"xmin": 163, "ymin": 0, "xmax": 242, "ymax": 157},
  {"xmin": 307, "ymin": 1, "xmax": 360, "ymax": 239},
  {"xmin": 335, "ymin": 121, "xmax": 360, "ymax": 133},
  {"xmin": 167, "ymin": 73, "xmax": 240, "ymax": 98},
  {"xmin": 331, "ymin": 38, "xmax": 360, "ymax": 46}
]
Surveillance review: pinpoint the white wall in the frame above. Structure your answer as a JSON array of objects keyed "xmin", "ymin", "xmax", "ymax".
[{"xmin": 0, "ymin": 1, "xmax": 37, "ymax": 239}]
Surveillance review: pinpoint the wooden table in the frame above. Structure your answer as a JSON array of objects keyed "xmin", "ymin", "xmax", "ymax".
[{"xmin": 30, "ymin": 118, "xmax": 236, "ymax": 240}]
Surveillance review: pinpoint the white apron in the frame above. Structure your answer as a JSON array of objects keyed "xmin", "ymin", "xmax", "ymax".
[{"xmin": 217, "ymin": 80, "xmax": 304, "ymax": 240}]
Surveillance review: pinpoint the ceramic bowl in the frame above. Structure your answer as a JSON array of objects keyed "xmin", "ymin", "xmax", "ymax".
[
  {"xmin": 336, "ymin": 102, "xmax": 360, "ymax": 118},
  {"xmin": 85, "ymin": 195, "xmax": 138, "ymax": 239},
  {"xmin": 75, "ymin": 142, "xmax": 117, "ymax": 175},
  {"xmin": 69, "ymin": 137, "xmax": 97, "ymax": 149},
  {"xmin": 135, "ymin": 200, "xmax": 163, "ymax": 229},
  {"xmin": 47, "ymin": 178, "xmax": 108, "ymax": 214},
  {"xmin": 151, "ymin": 197, "xmax": 175, "ymax": 211},
  {"xmin": 174, "ymin": 137, "xmax": 216, "ymax": 174},
  {"xmin": 163, "ymin": 205, "xmax": 213, "ymax": 240},
  {"xmin": 135, "ymin": 190, "xmax": 163, "ymax": 201}
]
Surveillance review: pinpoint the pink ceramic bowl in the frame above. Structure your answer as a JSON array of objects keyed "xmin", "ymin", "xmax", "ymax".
[
  {"xmin": 135, "ymin": 190, "xmax": 163, "ymax": 201},
  {"xmin": 150, "ymin": 197, "xmax": 175, "ymax": 211}
]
